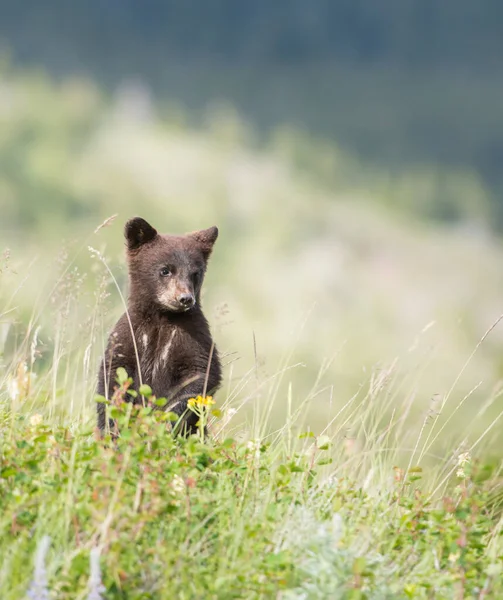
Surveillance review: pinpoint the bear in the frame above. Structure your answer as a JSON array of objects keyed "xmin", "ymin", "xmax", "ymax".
[{"xmin": 96, "ymin": 216, "xmax": 222, "ymax": 436}]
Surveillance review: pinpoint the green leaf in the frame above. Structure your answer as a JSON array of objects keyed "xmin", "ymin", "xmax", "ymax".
[
  {"xmin": 116, "ymin": 367, "xmax": 128, "ymax": 384},
  {"xmin": 139, "ymin": 384, "xmax": 152, "ymax": 397},
  {"xmin": 1, "ymin": 467, "xmax": 17, "ymax": 478},
  {"xmin": 278, "ymin": 464, "xmax": 289, "ymax": 475},
  {"xmin": 109, "ymin": 407, "xmax": 123, "ymax": 419},
  {"xmin": 289, "ymin": 462, "xmax": 304, "ymax": 473}
]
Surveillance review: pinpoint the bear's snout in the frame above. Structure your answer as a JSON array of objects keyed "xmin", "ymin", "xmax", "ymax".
[{"xmin": 178, "ymin": 292, "xmax": 195, "ymax": 310}]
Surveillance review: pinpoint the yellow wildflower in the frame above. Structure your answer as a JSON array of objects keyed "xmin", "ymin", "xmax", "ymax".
[{"xmin": 187, "ymin": 395, "xmax": 215, "ymax": 409}]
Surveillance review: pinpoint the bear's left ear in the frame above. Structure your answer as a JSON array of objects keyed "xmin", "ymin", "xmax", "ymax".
[
  {"xmin": 125, "ymin": 217, "xmax": 158, "ymax": 250},
  {"xmin": 189, "ymin": 226, "xmax": 219, "ymax": 258}
]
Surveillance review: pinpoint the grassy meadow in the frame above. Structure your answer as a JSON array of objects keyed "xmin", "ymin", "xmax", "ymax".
[{"xmin": 1, "ymin": 68, "xmax": 503, "ymax": 597}]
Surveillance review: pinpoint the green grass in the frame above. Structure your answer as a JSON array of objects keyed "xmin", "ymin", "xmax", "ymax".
[
  {"xmin": 0, "ymin": 396, "xmax": 503, "ymax": 600},
  {"xmin": 1, "ymin": 370, "xmax": 503, "ymax": 599}
]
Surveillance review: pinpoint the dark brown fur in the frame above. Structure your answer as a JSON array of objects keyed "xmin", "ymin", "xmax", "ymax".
[{"xmin": 96, "ymin": 217, "xmax": 221, "ymax": 435}]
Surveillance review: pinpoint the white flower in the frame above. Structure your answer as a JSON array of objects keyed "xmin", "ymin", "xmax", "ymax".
[
  {"xmin": 171, "ymin": 475, "xmax": 185, "ymax": 494},
  {"xmin": 246, "ymin": 438, "xmax": 262, "ymax": 460},
  {"xmin": 29, "ymin": 414, "xmax": 43, "ymax": 427},
  {"xmin": 246, "ymin": 439, "xmax": 261, "ymax": 451},
  {"xmin": 456, "ymin": 452, "xmax": 471, "ymax": 478},
  {"xmin": 457, "ymin": 452, "xmax": 471, "ymax": 466}
]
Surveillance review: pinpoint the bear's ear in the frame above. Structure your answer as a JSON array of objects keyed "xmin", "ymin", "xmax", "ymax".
[
  {"xmin": 125, "ymin": 217, "xmax": 158, "ymax": 250},
  {"xmin": 189, "ymin": 226, "xmax": 219, "ymax": 258}
]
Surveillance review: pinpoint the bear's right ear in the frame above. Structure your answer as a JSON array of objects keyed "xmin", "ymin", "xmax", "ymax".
[{"xmin": 124, "ymin": 217, "xmax": 158, "ymax": 250}]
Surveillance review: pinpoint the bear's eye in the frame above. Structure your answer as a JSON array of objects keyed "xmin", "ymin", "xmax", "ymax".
[{"xmin": 160, "ymin": 267, "xmax": 172, "ymax": 277}]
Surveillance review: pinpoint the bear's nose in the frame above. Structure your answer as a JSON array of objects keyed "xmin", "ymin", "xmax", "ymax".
[{"xmin": 179, "ymin": 293, "xmax": 195, "ymax": 308}]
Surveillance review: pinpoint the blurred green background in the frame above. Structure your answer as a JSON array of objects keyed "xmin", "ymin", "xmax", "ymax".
[{"xmin": 1, "ymin": 2, "xmax": 503, "ymax": 453}]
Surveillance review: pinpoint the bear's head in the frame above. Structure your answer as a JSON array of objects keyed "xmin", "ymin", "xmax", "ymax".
[{"xmin": 124, "ymin": 217, "xmax": 218, "ymax": 314}]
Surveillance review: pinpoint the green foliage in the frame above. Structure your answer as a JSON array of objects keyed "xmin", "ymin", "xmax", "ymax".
[
  {"xmin": 0, "ymin": 65, "xmax": 495, "ymax": 237},
  {"xmin": 3, "ymin": 3, "xmax": 503, "ymax": 219},
  {"xmin": 0, "ymin": 410, "xmax": 502, "ymax": 598},
  {"xmin": 2, "ymin": 1, "xmax": 503, "ymax": 73}
]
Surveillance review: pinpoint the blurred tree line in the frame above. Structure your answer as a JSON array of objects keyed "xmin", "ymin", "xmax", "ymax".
[
  {"xmin": 2, "ymin": 1, "xmax": 502, "ymax": 69},
  {"xmin": 1, "ymin": 1, "xmax": 503, "ymax": 226}
]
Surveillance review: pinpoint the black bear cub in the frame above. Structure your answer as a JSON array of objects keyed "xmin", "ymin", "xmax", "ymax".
[{"xmin": 97, "ymin": 217, "xmax": 222, "ymax": 435}]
